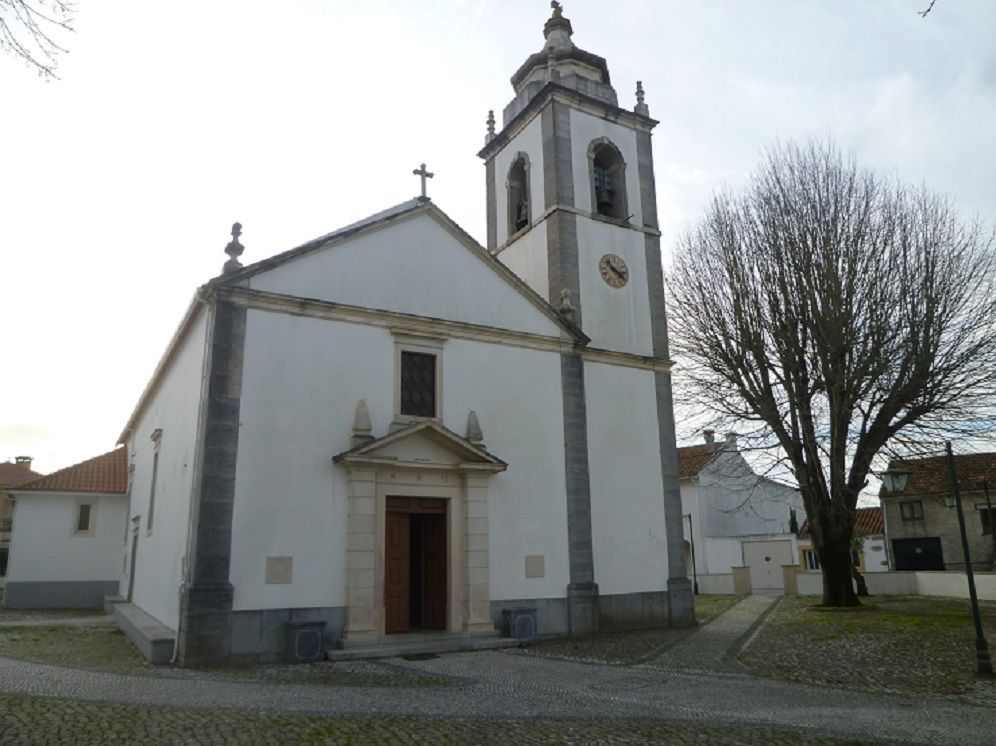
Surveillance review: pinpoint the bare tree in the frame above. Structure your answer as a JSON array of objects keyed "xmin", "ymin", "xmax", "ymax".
[
  {"xmin": 667, "ymin": 141, "xmax": 996, "ymax": 606},
  {"xmin": 0, "ymin": 0, "xmax": 74, "ymax": 79}
]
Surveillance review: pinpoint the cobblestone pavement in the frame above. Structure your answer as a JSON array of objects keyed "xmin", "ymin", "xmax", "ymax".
[
  {"xmin": 739, "ymin": 595, "xmax": 996, "ymax": 702},
  {"xmin": 0, "ymin": 596, "xmax": 993, "ymax": 744}
]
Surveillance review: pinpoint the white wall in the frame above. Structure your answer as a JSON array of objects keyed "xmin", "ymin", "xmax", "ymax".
[
  {"xmin": 696, "ymin": 574, "xmax": 735, "ymax": 595},
  {"xmin": 127, "ymin": 309, "xmax": 208, "ymax": 631},
  {"xmin": 575, "ymin": 217, "xmax": 654, "ymax": 355},
  {"xmin": 585, "ymin": 362, "xmax": 669, "ymax": 595},
  {"xmin": 493, "ymin": 112, "xmax": 544, "ymax": 249},
  {"xmin": 6, "ymin": 493, "xmax": 126, "ymax": 582},
  {"xmin": 793, "ymin": 570, "xmax": 996, "ymax": 601},
  {"xmin": 231, "ymin": 311, "xmax": 572, "ymax": 610},
  {"xmin": 250, "ymin": 212, "xmax": 561, "ymax": 339},
  {"xmin": 443, "ymin": 338, "xmax": 569, "ymax": 602},
  {"xmin": 497, "ymin": 226, "xmax": 549, "ymax": 303}
]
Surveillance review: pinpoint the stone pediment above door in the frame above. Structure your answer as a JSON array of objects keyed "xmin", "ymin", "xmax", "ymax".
[{"xmin": 333, "ymin": 421, "xmax": 507, "ymax": 473}]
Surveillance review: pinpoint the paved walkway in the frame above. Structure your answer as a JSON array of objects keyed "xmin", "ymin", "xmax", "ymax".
[
  {"xmin": 0, "ymin": 598, "xmax": 992, "ymax": 745},
  {"xmin": 650, "ymin": 594, "xmax": 777, "ymax": 672}
]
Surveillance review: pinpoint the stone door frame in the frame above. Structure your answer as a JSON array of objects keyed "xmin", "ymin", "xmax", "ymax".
[{"xmin": 341, "ymin": 466, "xmax": 494, "ymax": 639}]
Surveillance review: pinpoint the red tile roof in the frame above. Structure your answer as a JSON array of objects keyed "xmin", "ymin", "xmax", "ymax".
[
  {"xmin": 14, "ymin": 448, "xmax": 128, "ymax": 494},
  {"xmin": 0, "ymin": 462, "xmax": 42, "ymax": 489},
  {"xmin": 884, "ymin": 452, "xmax": 996, "ymax": 497},
  {"xmin": 798, "ymin": 506, "xmax": 885, "ymax": 539},
  {"xmin": 676, "ymin": 444, "xmax": 717, "ymax": 479}
]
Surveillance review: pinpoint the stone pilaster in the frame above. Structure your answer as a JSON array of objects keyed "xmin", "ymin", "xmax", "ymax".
[
  {"xmin": 342, "ymin": 468, "xmax": 378, "ymax": 639},
  {"xmin": 178, "ymin": 297, "xmax": 246, "ymax": 666},
  {"xmin": 560, "ymin": 351, "xmax": 599, "ymax": 634},
  {"xmin": 463, "ymin": 474, "xmax": 492, "ymax": 631}
]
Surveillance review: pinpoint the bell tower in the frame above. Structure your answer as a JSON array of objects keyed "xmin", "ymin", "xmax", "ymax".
[
  {"xmin": 478, "ymin": 1, "xmax": 664, "ymax": 359},
  {"xmin": 479, "ymin": 3, "xmax": 693, "ymax": 634}
]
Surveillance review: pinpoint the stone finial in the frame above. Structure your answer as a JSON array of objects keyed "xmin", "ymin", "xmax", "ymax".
[
  {"xmin": 635, "ymin": 81, "xmax": 650, "ymax": 117},
  {"xmin": 486, "ymin": 110, "xmax": 496, "ymax": 144},
  {"xmin": 544, "ymin": 0, "xmax": 573, "ymax": 50},
  {"xmin": 558, "ymin": 288, "xmax": 575, "ymax": 318},
  {"xmin": 223, "ymin": 222, "xmax": 244, "ymax": 274},
  {"xmin": 351, "ymin": 399, "xmax": 374, "ymax": 448},
  {"xmin": 466, "ymin": 410, "xmax": 484, "ymax": 449}
]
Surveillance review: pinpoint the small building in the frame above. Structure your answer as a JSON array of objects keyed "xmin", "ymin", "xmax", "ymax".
[
  {"xmin": 796, "ymin": 506, "xmax": 889, "ymax": 574},
  {"xmin": 4, "ymin": 448, "xmax": 128, "ymax": 608},
  {"xmin": 0, "ymin": 457, "xmax": 42, "ymax": 587},
  {"xmin": 678, "ymin": 432, "xmax": 804, "ymax": 593},
  {"xmin": 881, "ymin": 452, "xmax": 996, "ymax": 572}
]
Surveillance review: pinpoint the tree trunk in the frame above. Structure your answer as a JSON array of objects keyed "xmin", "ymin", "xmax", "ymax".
[{"xmin": 819, "ymin": 539, "xmax": 860, "ymax": 606}]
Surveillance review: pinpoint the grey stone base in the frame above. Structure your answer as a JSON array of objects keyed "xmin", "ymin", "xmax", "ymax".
[
  {"xmin": 599, "ymin": 590, "xmax": 670, "ymax": 631},
  {"xmin": 111, "ymin": 601, "xmax": 176, "ymax": 664},
  {"xmin": 493, "ymin": 589, "xmax": 685, "ymax": 638},
  {"xmin": 668, "ymin": 577, "xmax": 696, "ymax": 627},
  {"xmin": 231, "ymin": 607, "xmax": 345, "ymax": 664},
  {"xmin": 567, "ymin": 582, "xmax": 600, "ymax": 634},
  {"xmin": 491, "ymin": 597, "xmax": 568, "ymax": 638},
  {"xmin": 2, "ymin": 580, "xmax": 118, "ymax": 609}
]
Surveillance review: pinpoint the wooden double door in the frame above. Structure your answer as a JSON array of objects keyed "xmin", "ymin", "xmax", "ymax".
[{"xmin": 385, "ymin": 497, "xmax": 447, "ymax": 634}]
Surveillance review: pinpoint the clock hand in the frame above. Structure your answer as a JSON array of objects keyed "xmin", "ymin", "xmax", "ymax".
[{"xmin": 609, "ymin": 263, "xmax": 625, "ymax": 278}]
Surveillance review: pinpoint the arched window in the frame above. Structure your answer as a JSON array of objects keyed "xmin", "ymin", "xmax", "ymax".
[
  {"xmin": 507, "ymin": 154, "xmax": 530, "ymax": 235},
  {"xmin": 588, "ymin": 139, "xmax": 627, "ymax": 221}
]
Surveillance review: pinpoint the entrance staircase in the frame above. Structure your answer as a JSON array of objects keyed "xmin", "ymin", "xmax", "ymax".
[{"xmin": 327, "ymin": 629, "xmax": 518, "ymax": 662}]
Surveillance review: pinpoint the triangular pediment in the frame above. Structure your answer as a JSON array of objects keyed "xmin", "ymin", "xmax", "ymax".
[
  {"xmin": 333, "ymin": 421, "xmax": 507, "ymax": 472},
  {"xmin": 216, "ymin": 200, "xmax": 584, "ymax": 343}
]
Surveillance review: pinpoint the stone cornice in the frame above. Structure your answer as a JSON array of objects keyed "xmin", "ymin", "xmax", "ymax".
[
  {"xmin": 479, "ymin": 83, "xmax": 658, "ymax": 162},
  {"xmin": 220, "ymin": 286, "xmax": 673, "ymax": 372}
]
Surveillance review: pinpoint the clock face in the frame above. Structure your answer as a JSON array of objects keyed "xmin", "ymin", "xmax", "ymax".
[{"xmin": 599, "ymin": 253, "xmax": 629, "ymax": 288}]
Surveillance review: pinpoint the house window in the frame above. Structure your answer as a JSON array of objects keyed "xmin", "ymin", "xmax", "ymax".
[
  {"xmin": 0, "ymin": 547, "xmax": 8, "ymax": 577},
  {"xmin": 802, "ymin": 548, "xmax": 859, "ymax": 571},
  {"xmin": 900, "ymin": 500, "xmax": 923, "ymax": 521},
  {"xmin": 507, "ymin": 155, "xmax": 530, "ymax": 235},
  {"xmin": 400, "ymin": 351, "xmax": 437, "ymax": 417},
  {"xmin": 588, "ymin": 139, "xmax": 627, "ymax": 221},
  {"xmin": 74, "ymin": 502, "xmax": 95, "ymax": 535},
  {"xmin": 979, "ymin": 507, "xmax": 996, "ymax": 535},
  {"xmin": 148, "ymin": 429, "xmax": 162, "ymax": 535}
]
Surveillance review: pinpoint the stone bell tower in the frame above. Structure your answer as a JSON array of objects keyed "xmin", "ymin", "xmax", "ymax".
[
  {"xmin": 478, "ymin": 1, "xmax": 664, "ymax": 359},
  {"xmin": 478, "ymin": 3, "xmax": 693, "ymax": 634}
]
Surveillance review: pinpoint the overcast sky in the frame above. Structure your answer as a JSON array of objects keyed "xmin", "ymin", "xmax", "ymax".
[{"xmin": 2, "ymin": 0, "xmax": 994, "ymax": 474}]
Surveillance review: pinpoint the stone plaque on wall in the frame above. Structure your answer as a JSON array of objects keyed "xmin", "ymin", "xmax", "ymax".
[
  {"xmin": 525, "ymin": 555, "xmax": 545, "ymax": 578},
  {"xmin": 265, "ymin": 556, "xmax": 293, "ymax": 584}
]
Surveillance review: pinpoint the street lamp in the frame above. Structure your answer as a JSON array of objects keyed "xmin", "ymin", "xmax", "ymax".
[
  {"xmin": 684, "ymin": 513, "xmax": 699, "ymax": 595},
  {"xmin": 878, "ymin": 467, "xmax": 911, "ymax": 494},
  {"xmin": 943, "ymin": 442, "xmax": 993, "ymax": 678}
]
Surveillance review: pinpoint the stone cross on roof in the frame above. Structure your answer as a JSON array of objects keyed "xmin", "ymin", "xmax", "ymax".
[{"xmin": 413, "ymin": 163, "xmax": 434, "ymax": 199}]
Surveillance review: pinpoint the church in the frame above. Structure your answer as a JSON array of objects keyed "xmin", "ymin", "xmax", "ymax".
[{"xmin": 114, "ymin": 3, "xmax": 692, "ymax": 665}]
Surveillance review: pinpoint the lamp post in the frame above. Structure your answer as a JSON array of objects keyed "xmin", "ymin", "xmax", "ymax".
[
  {"xmin": 684, "ymin": 513, "xmax": 699, "ymax": 595},
  {"xmin": 944, "ymin": 442, "xmax": 993, "ymax": 678}
]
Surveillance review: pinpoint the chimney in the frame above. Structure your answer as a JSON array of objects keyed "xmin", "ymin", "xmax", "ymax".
[
  {"xmin": 724, "ymin": 433, "xmax": 738, "ymax": 451},
  {"xmin": 703, "ymin": 430, "xmax": 715, "ymax": 454},
  {"xmin": 14, "ymin": 456, "xmax": 32, "ymax": 471}
]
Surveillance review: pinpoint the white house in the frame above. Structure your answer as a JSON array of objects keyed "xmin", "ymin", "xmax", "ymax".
[
  {"xmin": 1, "ymin": 457, "xmax": 42, "ymax": 588},
  {"xmin": 4, "ymin": 448, "xmax": 128, "ymax": 608},
  {"xmin": 797, "ymin": 506, "xmax": 889, "ymax": 575},
  {"xmin": 679, "ymin": 432, "xmax": 804, "ymax": 593},
  {"xmin": 112, "ymin": 5, "xmax": 692, "ymax": 666}
]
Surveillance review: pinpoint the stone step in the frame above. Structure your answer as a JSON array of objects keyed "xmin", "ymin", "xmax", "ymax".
[{"xmin": 327, "ymin": 632, "xmax": 518, "ymax": 662}]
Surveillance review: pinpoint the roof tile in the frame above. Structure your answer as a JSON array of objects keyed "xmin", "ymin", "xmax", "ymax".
[
  {"xmin": 676, "ymin": 444, "xmax": 716, "ymax": 479},
  {"xmin": 15, "ymin": 448, "xmax": 128, "ymax": 494},
  {"xmin": 0, "ymin": 462, "xmax": 43, "ymax": 489},
  {"xmin": 798, "ymin": 506, "xmax": 884, "ymax": 539},
  {"xmin": 885, "ymin": 452, "xmax": 996, "ymax": 497}
]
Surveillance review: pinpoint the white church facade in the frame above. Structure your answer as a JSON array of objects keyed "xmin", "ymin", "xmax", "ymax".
[{"xmin": 113, "ymin": 4, "xmax": 692, "ymax": 665}]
